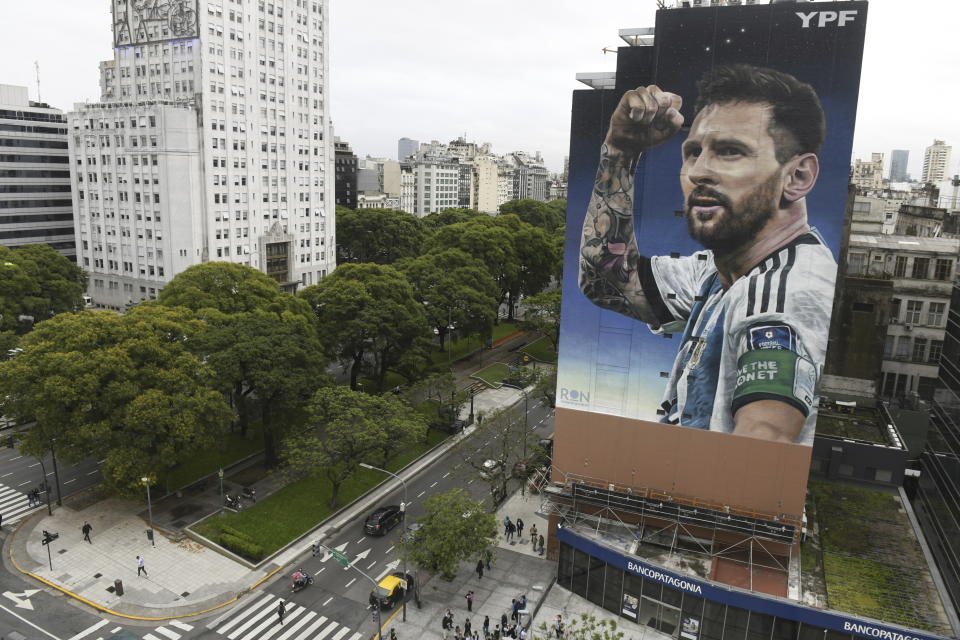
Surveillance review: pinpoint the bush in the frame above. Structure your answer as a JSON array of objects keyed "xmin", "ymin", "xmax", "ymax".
[
  {"xmin": 221, "ymin": 532, "xmax": 264, "ymax": 561},
  {"xmin": 222, "ymin": 525, "xmax": 255, "ymax": 543}
]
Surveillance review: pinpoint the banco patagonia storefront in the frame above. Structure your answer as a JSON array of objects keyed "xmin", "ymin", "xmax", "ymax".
[{"xmin": 556, "ymin": 528, "xmax": 950, "ymax": 640}]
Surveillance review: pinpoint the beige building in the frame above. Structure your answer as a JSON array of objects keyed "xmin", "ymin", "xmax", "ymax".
[
  {"xmin": 852, "ymin": 152, "xmax": 884, "ymax": 191},
  {"xmin": 922, "ymin": 139, "xmax": 952, "ymax": 184}
]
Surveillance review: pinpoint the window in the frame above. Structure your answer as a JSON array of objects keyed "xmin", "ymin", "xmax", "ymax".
[
  {"xmin": 896, "ymin": 336, "xmax": 910, "ymax": 359},
  {"xmin": 889, "ymin": 298, "xmax": 901, "ymax": 323},
  {"xmin": 912, "ymin": 257, "xmax": 930, "ymax": 279},
  {"xmin": 927, "ymin": 302, "xmax": 946, "ymax": 326},
  {"xmin": 847, "ymin": 252, "xmax": 866, "ymax": 275},
  {"xmin": 905, "ymin": 300, "xmax": 923, "ymax": 324},
  {"xmin": 883, "ymin": 334, "xmax": 895, "ymax": 358},
  {"xmin": 929, "ymin": 340, "xmax": 943, "ymax": 364},
  {"xmin": 934, "ymin": 258, "xmax": 953, "ymax": 281},
  {"xmin": 912, "ymin": 337, "xmax": 927, "ymax": 362},
  {"xmin": 893, "ymin": 256, "xmax": 908, "ymax": 277}
]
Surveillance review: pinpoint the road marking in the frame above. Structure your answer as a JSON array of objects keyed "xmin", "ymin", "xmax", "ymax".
[
  {"xmin": 467, "ymin": 479, "xmax": 474, "ymax": 484},
  {"xmin": 385, "ymin": 545, "xmax": 394, "ymax": 554},
  {"xmin": 66, "ymin": 619, "xmax": 108, "ymax": 640},
  {"xmin": 366, "ymin": 561, "xmax": 376, "ymax": 570},
  {"xmin": 314, "ymin": 567, "xmax": 325, "ymax": 575},
  {"xmin": 64, "ymin": 478, "xmax": 77, "ymax": 484},
  {"xmin": 87, "ymin": 470, "xmax": 99, "ymax": 476},
  {"xmin": 17, "ymin": 480, "xmax": 30, "ymax": 487},
  {"xmin": 28, "ymin": 462, "xmax": 39, "ymax": 468},
  {"xmin": 8, "ymin": 455, "xmax": 21, "ymax": 461},
  {"xmin": 416, "ymin": 491, "xmax": 425, "ymax": 498},
  {"xmin": 429, "ymin": 482, "xmax": 437, "ymax": 488},
  {"xmin": 322, "ymin": 597, "xmax": 332, "ymax": 606},
  {"xmin": 330, "ymin": 628, "xmax": 351, "ymax": 640},
  {"xmin": 311, "ymin": 621, "xmax": 340, "ymax": 640},
  {"xmin": 144, "ymin": 633, "xmax": 167, "ymax": 640},
  {"xmin": 215, "ymin": 593, "xmax": 275, "ymax": 634},
  {"xmin": 97, "ymin": 458, "xmax": 106, "ymax": 464},
  {"xmin": 442, "ymin": 472, "xmax": 449, "ymax": 478},
  {"xmin": 111, "ymin": 628, "xmax": 121, "ymax": 634},
  {"xmin": 484, "ymin": 440, "xmax": 490, "ymax": 446},
  {"xmin": 0, "ymin": 473, "xmax": 10, "ymax": 478},
  {"xmin": 274, "ymin": 612, "xmax": 317, "ymax": 640},
  {"xmin": 356, "ymin": 536, "xmax": 365, "ymax": 544},
  {"xmin": 169, "ymin": 621, "xmax": 194, "ymax": 631},
  {"xmin": 344, "ymin": 577, "xmax": 356, "ymax": 588},
  {"xmin": 254, "ymin": 606, "xmax": 305, "ymax": 640},
  {"xmin": 0, "ymin": 602, "xmax": 62, "ymax": 640},
  {"xmin": 154, "ymin": 626, "xmax": 182, "ymax": 640}
]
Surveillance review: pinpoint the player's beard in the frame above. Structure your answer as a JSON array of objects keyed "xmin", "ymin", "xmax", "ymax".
[{"xmin": 686, "ymin": 168, "xmax": 782, "ymax": 255}]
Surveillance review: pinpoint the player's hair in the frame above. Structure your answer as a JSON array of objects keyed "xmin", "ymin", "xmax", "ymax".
[{"xmin": 694, "ymin": 64, "xmax": 825, "ymax": 163}]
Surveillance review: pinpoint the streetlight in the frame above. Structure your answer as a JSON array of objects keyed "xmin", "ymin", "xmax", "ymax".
[
  {"xmin": 50, "ymin": 441, "xmax": 62, "ymax": 506},
  {"xmin": 142, "ymin": 476, "xmax": 155, "ymax": 547},
  {"xmin": 218, "ymin": 468, "xmax": 225, "ymax": 515},
  {"xmin": 359, "ymin": 462, "xmax": 409, "ymax": 622}
]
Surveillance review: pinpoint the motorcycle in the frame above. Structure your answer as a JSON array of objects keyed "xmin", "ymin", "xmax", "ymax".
[
  {"xmin": 292, "ymin": 568, "xmax": 314, "ymax": 593},
  {"xmin": 225, "ymin": 494, "xmax": 243, "ymax": 511},
  {"xmin": 242, "ymin": 486, "xmax": 257, "ymax": 502}
]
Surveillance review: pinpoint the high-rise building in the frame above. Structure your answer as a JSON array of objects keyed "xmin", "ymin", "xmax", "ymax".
[
  {"xmin": 397, "ymin": 137, "xmax": 418, "ymax": 162},
  {"xmin": 68, "ymin": 0, "xmax": 335, "ymax": 309},
  {"xmin": 890, "ymin": 149, "xmax": 909, "ymax": 182},
  {"xmin": 0, "ymin": 84, "xmax": 75, "ymax": 260},
  {"xmin": 923, "ymin": 139, "xmax": 952, "ymax": 184},
  {"xmin": 333, "ymin": 138, "xmax": 357, "ymax": 209}
]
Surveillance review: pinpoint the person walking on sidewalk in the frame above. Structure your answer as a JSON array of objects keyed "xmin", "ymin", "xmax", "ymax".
[
  {"xmin": 483, "ymin": 616, "xmax": 490, "ymax": 638},
  {"xmin": 500, "ymin": 613, "xmax": 508, "ymax": 632},
  {"xmin": 529, "ymin": 524, "xmax": 538, "ymax": 546},
  {"xmin": 554, "ymin": 615, "xmax": 564, "ymax": 638},
  {"xmin": 465, "ymin": 590, "xmax": 475, "ymax": 611},
  {"xmin": 515, "ymin": 518, "xmax": 524, "ymax": 540},
  {"xmin": 502, "ymin": 516, "xmax": 512, "ymax": 536},
  {"xmin": 464, "ymin": 617, "xmax": 472, "ymax": 637},
  {"xmin": 493, "ymin": 624, "xmax": 501, "ymax": 640},
  {"xmin": 277, "ymin": 600, "xmax": 286, "ymax": 625},
  {"xmin": 475, "ymin": 559, "xmax": 484, "ymax": 579},
  {"xmin": 538, "ymin": 534, "xmax": 545, "ymax": 555},
  {"xmin": 136, "ymin": 555, "xmax": 147, "ymax": 577},
  {"xmin": 505, "ymin": 520, "xmax": 515, "ymax": 542},
  {"xmin": 484, "ymin": 548, "xmax": 493, "ymax": 570},
  {"xmin": 82, "ymin": 521, "xmax": 92, "ymax": 543},
  {"xmin": 390, "ymin": 629, "xmax": 398, "ymax": 640}
]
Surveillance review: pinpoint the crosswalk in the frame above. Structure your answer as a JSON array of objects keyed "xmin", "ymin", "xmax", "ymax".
[
  {"xmin": 207, "ymin": 593, "xmax": 365, "ymax": 640},
  {"xmin": 67, "ymin": 618, "xmax": 194, "ymax": 640},
  {"xmin": 0, "ymin": 482, "xmax": 38, "ymax": 526}
]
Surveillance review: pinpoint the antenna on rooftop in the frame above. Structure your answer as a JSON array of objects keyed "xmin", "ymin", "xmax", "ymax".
[{"xmin": 34, "ymin": 61, "xmax": 41, "ymax": 103}]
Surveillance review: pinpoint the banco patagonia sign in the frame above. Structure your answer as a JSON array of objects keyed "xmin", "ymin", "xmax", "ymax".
[
  {"xmin": 843, "ymin": 623, "xmax": 929, "ymax": 640},
  {"xmin": 627, "ymin": 561, "xmax": 702, "ymax": 595}
]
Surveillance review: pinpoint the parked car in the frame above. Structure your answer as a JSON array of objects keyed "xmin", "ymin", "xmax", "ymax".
[
  {"xmin": 399, "ymin": 522, "xmax": 423, "ymax": 545},
  {"xmin": 479, "ymin": 458, "xmax": 504, "ymax": 480},
  {"xmin": 369, "ymin": 571, "xmax": 415, "ymax": 609},
  {"xmin": 364, "ymin": 505, "xmax": 403, "ymax": 535}
]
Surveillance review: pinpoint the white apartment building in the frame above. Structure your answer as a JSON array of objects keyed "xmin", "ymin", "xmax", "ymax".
[
  {"xmin": 411, "ymin": 159, "xmax": 458, "ymax": 217},
  {"xmin": 69, "ymin": 0, "xmax": 334, "ymax": 309},
  {"xmin": 923, "ymin": 139, "xmax": 952, "ymax": 184},
  {"xmin": 0, "ymin": 84, "xmax": 75, "ymax": 260},
  {"xmin": 471, "ymin": 155, "xmax": 499, "ymax": 214},
  {"xmin": 507, "ymin": 151, "xmax": 548, "ymax": 202}
]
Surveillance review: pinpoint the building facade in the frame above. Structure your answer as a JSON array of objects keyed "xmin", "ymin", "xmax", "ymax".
[
  {"xmin": 851, "ymin": 152, "xmax": 884, "ymax": 191},
  {"xmin": 923, "ymin": 140, "xmax": 952, "ymax": 184},
  {"xmin": 334, "ymin": 137, "xmax": 357, "ymax": 209},
  {"xmin": 69, "ymin": 0, "xmax": 335, "ymax": 309},
  {"xmin": 397, "ymin": 136, "xmax": 417, "ymax": 162},
  {"xmin": 0, "ymin": 84, "xmax": 75, "ymax": 261},
  {"xmin": 890, "ymin": 149, "xmax": 909, "ymax": 182}
]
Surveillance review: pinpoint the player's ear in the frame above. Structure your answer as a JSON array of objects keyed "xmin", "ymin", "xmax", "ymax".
[{"xmin": 781, "ymin": 153, "xmax": 819, "ymax": 202}]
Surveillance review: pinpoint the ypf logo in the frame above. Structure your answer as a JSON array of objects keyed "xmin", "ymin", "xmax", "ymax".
[
  {"xmin": 560, "ymin": 388, "xmax": 591, "ymax": 405},
  {"xmin": 796, "ymin": 10, "xmax": 858, "ymax": 28}
]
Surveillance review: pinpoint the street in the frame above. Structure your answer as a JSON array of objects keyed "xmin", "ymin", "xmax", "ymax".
[
  {"xmin": 0, "ymin": 396, "xmax": 555, "ymax": 640},
  {"xmin": 0, "ymin": 444, "xmax": 102, "ymax": 527}
]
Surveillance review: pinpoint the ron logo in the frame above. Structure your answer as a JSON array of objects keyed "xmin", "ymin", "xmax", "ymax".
[
  {"xmin": 560, "ymin": 388, "xmax": 590, "ymax": 405},
  {"xmin": 796, "ymin": 10, "xmax": 858, "ymax": 28}
]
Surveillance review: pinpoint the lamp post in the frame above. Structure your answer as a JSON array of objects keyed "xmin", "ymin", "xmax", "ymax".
[
  {"xmin": 142, "ymin": 476, "xmax": 155, "ymax": 547},
  {"xmin": 50, "ymin": 439, "xmax": 62, "ymax": 506},
  {"xmin": 218, "ymin": 468, "xmax": 225, "ymax": 515},
  {"xmin": 359, "ymin": 462, "xmax": 409, "ymax": 622}
]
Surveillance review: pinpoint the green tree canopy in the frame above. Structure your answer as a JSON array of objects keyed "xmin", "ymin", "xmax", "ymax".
[
  {"xmin": 0, "ymin": 244, "xmax": 87, "ymax": 333},
  {"xmin": 281, "ymin": 386, "xmax": 427, "ymax": 507},
  {"xmin": 519, "ymin": 289, "xmax": 562, "ymax": 350},
  {"xmin": 457, "ymin": 406, "xmax": 539, "ymax": 501},
  {"xmin": 499, "ymin": 199, "xmax": 565, "ymax": 233},
  {"xmin": 156, "ymin": 261, "xmax": 309, "ymax": 316},
  {"xmin": 396, "ymin": 249, "xmax": 499, "ymax": 351},
  {"xmin": 336, "ymin": 207, "xmax": 425, "ymax": 264},
  {"xmin": 300, "ymin": 263, "xmax": 431, "ymax": 390},
  {"xmin": 405, "ymin": 488, "xmax": 498, "ymax": 580},
  {"xmin": 0, "ymin": 305, "xmax": 232, "ymax": 493},
  {"xmin": 420, "ymin": 208, "xmax": 486, "ymax": 233}
]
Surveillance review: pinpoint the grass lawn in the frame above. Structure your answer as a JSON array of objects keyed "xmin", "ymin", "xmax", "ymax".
[
  {"xmin": 192, "ymin": 429, "xmax": 448, "ymax": 560},
  {"xmin": 358, "ymin": 371, "xmax": 409, "ymax": 394},
  {"xmin": 428, "ymin": 322, "xmax": 520, "ymax": 367},
  {"xmin": 522, "ymin": 336, "xmax": 557, "ymax": 363},
  {"xmin": 160, "ymin": 422, "xmax": 266, "ymax": 493},
  {"xmin": 473, "ymin": 362, "xmax": 512, "ymax": 386}
]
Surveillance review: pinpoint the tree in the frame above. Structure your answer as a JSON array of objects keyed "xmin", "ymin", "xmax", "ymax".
[
  {"xmin": 281, "ymin": 386, "xmax": 426, "ymax": 507},
  {"xmin": 157, "ymin": 261, "xmax": 310, "ymax": 316},
  {"xmin": 404, "ymin": 372, "xmax": 468, "ymax": 429},
  {"xmin": 336, "ymin": 207, "xmax": 425, "ymax": 264},
  {"xmin": 197, "ymin": 309, "xmax": 329, "ymax": 467},
  {"xmin": 405, "ymin": 489, "xmax": 498, "ymax": 580},
  {"xmin": 456, "ymin": 406, "xmax": 538, "ymax": 502},
  {"xmin": 396, "ymin": 249, "xmax": 499, "ymax": 352},
  {"xmin": 532, "ymin": 366, "xmax": 557, "ymax": 409},
  {"xmin": 0, "ymin": 306, "xmax": 232, "ymax": 493},
  {"xmin": 0, "ymin": 245, "xmax": 86, "ymax": 333},
  {"xmin": 532, "ymin": 614, "xmax": 624, "ymax": 640},
  {"xmin": 494, "ymin": 215, "xmax": 558, "ymax": 318},
  {"xmin": 519, "ymin": 290, "xmax": 562, "ymax": 351},
  {"xmin": 420, "ymin": 208, "xmax": 485, "ymax": 233},
  {"xmin": 300, "ymin": 263, "xmax": 431, "ymax": 390},
  {"xmin": 499, "ymin": 199, "xmax": 565, "ymax": 233}
]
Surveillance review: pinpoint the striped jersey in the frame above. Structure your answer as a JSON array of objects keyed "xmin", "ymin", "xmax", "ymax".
[{"xmin": 643, "ymin": 230, "xmax": 836, "ymax": 444}]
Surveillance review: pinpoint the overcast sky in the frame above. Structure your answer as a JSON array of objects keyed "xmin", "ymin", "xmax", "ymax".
[{"xmin": 1, "ymin": 1, "xmax": 955, "ymax": 176}]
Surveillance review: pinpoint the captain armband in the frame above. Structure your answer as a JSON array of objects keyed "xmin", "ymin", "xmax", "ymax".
[{"xmin": 731, "ymin": 324, "xmax": 816, "ymax": 417}]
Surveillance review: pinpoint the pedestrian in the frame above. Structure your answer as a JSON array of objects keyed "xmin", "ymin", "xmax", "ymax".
[
  {"xmin": 82, "ymin": 521, "xmax": 93, "ymax": 543},
  {"xmin": 516, "ymin": 518, "xmax": 524, "ymax": 539},
  {"xmin": 455, "ymin": 626, "xmax": 461, "ymax": 640},
  {"xmin": 391, "ymin": 629, "xmax": 398, "ymax": 640},
  {"xmin": 538, "ymin": 534, "xmax": 545, "ymax": 555},
  {"xmin": 443, "ymin": 609, "xmax": 453, "ymax": 631},
  {"xmin": 464, "ymin": 617, "xmax": 472, "ymax": 637},
  {"xmin": 501, "ymin": 613, "xmax": 508, "ymax": 631},
  {"xmin": 518, "ymin": 627, "xmax": 527, "ymax": 640},
  {"xmin": 26, "ymin": 490, "xmax": 33, "ymax": 507},
  {"xmin": 502, "ymin": 516, "xmax": 511, "ymax": 536},
  {"xmin": 476, "ymin": 559, "xmax": 484, "ymax": 579},
  {"xmin": 554, "ymin": 615, "xmax": 564, "ymax": 638},
  {"xmin": 519, "ymin": 594, "xmax": 527, "ymax": 611},
  {"xmin": 0, "ymin": 511, "xmax": 3, "ymax": 530},
  {"xmin": 505, "ymin": 521, "xmax": 515, "ymax": 542},
  {"xmin": 136, "ymin": 555, "xmax": 147, "ymax": 577},
  {"xmin": 529, "ymin": 524, "xmax": 538, "ymax": 546},
  {"xmin": 510, "ymin": 599, "xmax": 518, "ymax": 623},
  {"xmin": 277, "ymin": 600, "xmax": 286, "ymax": 625},
  {"xmin": 483, "ymin": 615, "xmax": 490, "ymax": 638},
  {"xmin": 484, "ymin": 549, "xmax": 493, "ymax": 570},
  {"xmin": 494, "ymin": 624, "xmax": 501, "ymax": 640},
  {"xmin": 465, "ymin": 590, "xmax": 475, "ymax": 612}
]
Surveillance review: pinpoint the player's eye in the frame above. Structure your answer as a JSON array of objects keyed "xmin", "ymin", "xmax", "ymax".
[
  {"xmin": 717, "ymin": 146, "xmax": 745, "ymax": 158},
  {"xmin": 682, "ymin": 144, "xmax": 701, "ymax": 160}
]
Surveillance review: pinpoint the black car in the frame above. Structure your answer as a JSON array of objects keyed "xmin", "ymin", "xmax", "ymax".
[{"xmin": 364, "ymin": 505, "xmax": 402, "ymax": 535}]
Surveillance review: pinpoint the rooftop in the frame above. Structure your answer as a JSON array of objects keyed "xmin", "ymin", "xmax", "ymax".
[{"xmin": 816, "ymin": 401, "xmax": 899, "ymax": 446}]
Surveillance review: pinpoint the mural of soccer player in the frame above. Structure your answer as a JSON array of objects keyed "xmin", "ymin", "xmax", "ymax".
[{"xmin": 579, "ymin": 64, "xmax": 833, "ymax": 445}]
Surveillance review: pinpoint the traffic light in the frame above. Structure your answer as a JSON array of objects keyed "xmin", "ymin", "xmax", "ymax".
[
  {"xmin": 312, "ymin": 541, "xmax": 321, "ymax": 557},
  {"xmin": 41, "ymin": 530, "xmax": 59, "ymax": 545}
]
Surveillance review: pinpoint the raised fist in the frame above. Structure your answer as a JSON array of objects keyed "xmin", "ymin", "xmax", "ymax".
[{"xmin": 605, "ymin": 85, "xmax": 684, "ymax": 156}]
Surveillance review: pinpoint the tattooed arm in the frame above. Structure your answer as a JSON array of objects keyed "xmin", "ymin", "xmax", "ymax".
[{"xmin": 578, "ymin": 85, "xmax": 685, "ymax": 326}]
